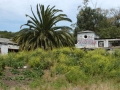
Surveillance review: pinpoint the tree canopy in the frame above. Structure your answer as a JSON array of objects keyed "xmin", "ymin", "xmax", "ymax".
[
  {"xmin": 74, "ymin": 0, "xmax": 120, "ymax": 39},
  {"xmin": 0, "ymin": 31, "xmax": 16, "ymax": 39},
  {"xmin": 14, "ymin": 4, "xmax": 74, "ymax": 50}
]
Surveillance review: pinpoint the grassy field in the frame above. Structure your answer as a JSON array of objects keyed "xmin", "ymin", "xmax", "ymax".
[{"xmin": 0, "ymin": 47, "xmax": 120, "ymax": 90}]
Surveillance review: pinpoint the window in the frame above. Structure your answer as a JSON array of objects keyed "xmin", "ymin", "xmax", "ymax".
[
  {"xmin": 98, "ymin": 41, "xmax": 104, "ymax": 47},
  {"xmin": 84, "ymin": 35, "xmax": 87, "ymax": 38}
]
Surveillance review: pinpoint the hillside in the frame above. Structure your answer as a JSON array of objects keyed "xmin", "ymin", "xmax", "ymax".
[
  {"xmin": 0, "ymin": 48, "xmax": 120, "ymax": 90},
  {"xmin": 0, "ymin": 31, "xmax": 17, "ymax": 39}
]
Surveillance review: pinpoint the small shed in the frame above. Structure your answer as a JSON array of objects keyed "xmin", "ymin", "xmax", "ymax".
[
  {"xmin": 0, "ymin": 38, "xmax": 19, "ymax": 55},
  {"xmin": 75, "ymin": 30, "xmax": 120, "ymax": 49}
]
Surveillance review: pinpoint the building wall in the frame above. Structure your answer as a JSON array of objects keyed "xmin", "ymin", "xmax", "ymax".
[
  {"xmin": 0, "ymin": 44, "xmax": 19, "ymax": 55},
  {"xmin": 75, "ymin": 32, "xmax": 96, "ymax": 48},
  {"xmin": 96, "ymin": 39, "xmax": 109, "ymax": 48},
  {"xmin": 8, "ymin": 45, "xmax": 19, "ymax": 49},
  {"xmin": 1, "ymin": 45, "xmax": 8, "ymax": 55},
  {"xmin": 75, "ymin": 31, "xmax": 120, "ymax": 49}
]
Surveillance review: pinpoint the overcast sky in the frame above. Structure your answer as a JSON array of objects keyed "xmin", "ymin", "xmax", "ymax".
[{"xmin": 0, "ymin": 0, "xmax": 120, "ymax": 32}]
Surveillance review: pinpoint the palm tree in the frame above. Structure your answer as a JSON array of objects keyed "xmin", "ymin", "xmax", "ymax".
[{"xmin": 14, "ymin": 4, "xmax": 74, "ymax": 50}]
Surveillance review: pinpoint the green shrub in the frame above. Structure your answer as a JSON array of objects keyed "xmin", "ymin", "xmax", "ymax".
[
  {"xmin": 0, "ymin": 47, "xmax": 120, "ymax": 85},
  {"xmin": 57, "ymin": 53, "xmax": 79, "ymax": 66},
  {"xmin": 15, "ymin": 76, "xmax": 25, "ymax": 82},
  {"xmin": 40, "ymin": 59, "xmax": 52, "ymax": 69},
  {"xmin": 73, "ymin": 48, "xmax": 85, "ymax": 58},
  {"xmin": 65, "ymin": 66, "xmax": 86, "ymax": 84},
  {"xmin": 30, "ymin": 48, "xmax": 43, "ymax": 57},
  {"xmin": 80, "ymin": 49, "xmax": 120, "ymax": 78},
  {"xmin": 3, "ymin": 52, "xmax": 26, "ymax": 69},
  {"xmin": 50, "ymin": 63, "xmax": 69, "ymax": 76},
  {"xmin": 114, "ymin": 49, "xmax": 120, "ymax": 57},
  {"xmin": 0, "ymin": 56, "xmax": 5, "ymax": 75},
  {"xmin": 22, "ymin": 68, "xmax": 44, "ymax": 78},
  {"xmin": 10, "ymin": 69, "xmax": 20, "ymax": 75},
  {"xmin": 4, "ymin": 53, "xmax": 16, "ymax": 67},
  {"xmin": 81, "ymin": 54, "xmax": 110, "ymax": 76},
  {"xmin": 22, "ymin": 69, "xmax": 37, "ymax": 78},
  {"xmin": 33, "ymin": 67, "xmax": 44, "ymax": 77},
  {"xmin": 28, "ymin": 56, "xmax": 41, "ymax": 68},
  {"xmin": 52, "ymin": 49, "xmax": 61, "ymax": 61},
  {"xmin": 59, "ymin": 47, "xmax": 72, "ymax": 55}
]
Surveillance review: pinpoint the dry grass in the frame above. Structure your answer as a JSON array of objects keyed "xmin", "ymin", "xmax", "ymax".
[
  {"xmin": 0, "ymin": 70, "xmax": 120, "ymax": 90},
  {"xmin": 0, "ymin": 68, "xmax": 119, "ymax": 90},
  {"xmin": 1, "ymin": 81, "xmax": 119, "ymax": 90}
]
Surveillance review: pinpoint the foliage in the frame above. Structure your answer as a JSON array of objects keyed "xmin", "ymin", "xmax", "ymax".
[
  {"xmin": 13, "ymin": 4, "xmax": 74, "ymax": 50},
  {"xmin": 4, "ymin": 52, "xmax": 26, "ymax": 69},
  {"xmin": 75, "ymin": 0, "xmax": 120, "ymax": 39},
  {"xmin": 50, "ymin": 63, "xmax": 69, "ymax": 76},
  {"xmin": 65, "ymin": 66, "xmax": 86, "ymax": 84},
  {"xmin": 10, "ymin": 69, "xmax": 20, "ymax": 75},
  {"xmin": 80, "ymin": 49, "xmax": 120, "ymax": 79},
  {"xmin": 76, "ymin": 6, "xmax": 105, "ymax": 32},
  {"xmin": 0, "ymin": 47, "xmax": 120, "ymax": 89},
  {"xmin": 0, "ymin": 56, "xmax": 5, "ymax": 75},
  {"xmin": 97, "ymin": 26, "xmax": 120, "ymax": 38},
  {"xmin": 28, "ymin": 56, "xmax": 41, "ymax": 68},
  {"xmin": 0, "ymin": 31, "xmax": 17, "ymax": 39}
]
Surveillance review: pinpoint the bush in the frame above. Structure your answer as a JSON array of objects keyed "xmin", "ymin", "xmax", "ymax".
[
  {"xmin": 28, "ymin": 56, "xmax": 41, "ymax": 68},
  {"xmin": 80, "ymin": 49, "xmax": 120, "ymax": 78},
  {"xmin": 73, "ymin": 48, "xmax": 85, "ymax": 58},
  {"xmin": 3, "ymin": 52, "xmax": 27, "ymax": 69},
  {"xmin": 50, "ymin": 63, "xmax": 69, "ymax": 76},
  {"xmin": 0, "ymin": 56, "xmax": 5, "ymax": 75},
  {"xmin": 0, "ymin": 47, "xmax": 120, "ymax": 84},
  {"xmin": 59, "ymin": 47, "xmax": 72, "ymax": 55},
  {"xmin": 65, "ymin": 66, "xmax": 86, "ymax": 84}
]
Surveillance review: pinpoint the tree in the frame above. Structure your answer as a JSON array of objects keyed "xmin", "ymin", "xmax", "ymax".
[
  {"xmin": 76, "ymin": 6, "xmax": 106, "ymax": 32},
  {"xmin": 0, "ymin": 31, "xmax": 16, "ymax": 39},
  {"xmin": 74, "ymin": 0, "xmax": 111, "ymax": 39},
  {"xmin": 14, "ymin": 4, "xmax": 74, "ymax": 50},
  {"xmin": 74, "ymin": 0, "xmax": 120, "ymax": 39},
  {"xmin": 109, "ymin": 8, "xmax": 120, "ymax": 27},
  {"xmin": 97, "ymin": 26, "xmax": 120, "ymax": 38}
]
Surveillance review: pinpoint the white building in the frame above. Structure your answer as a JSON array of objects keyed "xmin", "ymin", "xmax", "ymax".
[
  {"xmin": 0, "ymin": 38, "xmax": 19, "ymax": 55},
  {"xmin": 75, "ymin": 30, "xmax": 120, "ymax": 49}
]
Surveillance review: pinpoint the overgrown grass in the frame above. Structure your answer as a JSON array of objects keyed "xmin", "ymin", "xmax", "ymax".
[{"xmin": 0, "ymin": 47, "xmax": 120, "ymax": 90}]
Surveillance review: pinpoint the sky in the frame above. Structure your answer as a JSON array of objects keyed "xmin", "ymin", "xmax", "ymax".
[{"xmin": 0, "ymin": 0, "xmax": 120, "ymax": 32}]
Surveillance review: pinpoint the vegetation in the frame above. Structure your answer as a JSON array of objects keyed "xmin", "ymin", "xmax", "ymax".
[
  {"xmin": 0, "ymin": 47, "xmax": 120, "ymax": 90},
  {"xmin": 74, "ymin": 0, "xmax": 120, "ymax": 39},
  {"xmin": 0, "ymin": 31, "xmax": 17, "ymax": 39},
  {"xmin": 0, "ymin": 1, "xmax": 120, "ymax": 89},
  {"xmin": 13, "ymin": 4, "xmax": 74, "ymax": 50},
  {"xmin": 1, "ymin": 0, "xmax": 120, "ymax": 50}
]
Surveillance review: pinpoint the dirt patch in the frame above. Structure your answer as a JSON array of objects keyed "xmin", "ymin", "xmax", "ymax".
[{"xmin": 1, "ymin": 67, "xmax": 31, "ymax": 87}]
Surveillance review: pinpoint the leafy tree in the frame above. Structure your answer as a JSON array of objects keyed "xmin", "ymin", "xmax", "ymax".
[
  {"xmin": 109, "ymin": 8, "xmax": 120, "ymax": 27},
  {"xmin": 0, "ymin": 31, "xmax": 16, "ymax": 39},
  {"xmin": 76, "ymin": 6, "xmax": 106, "ymax": 33},
  {"xmin": 98, "ymin": 26, "xmax": 120, "ymax": 38},
  {"xmin": 14, "ymin": 4, "xmax": 74, "ymax": 50},
  {"xmin": 74, "ymin": 0, "xmax": 120, "ymax": 39}
]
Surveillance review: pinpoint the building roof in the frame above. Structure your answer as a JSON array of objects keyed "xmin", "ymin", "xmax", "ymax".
[
  {"xmin": 95, "ymin": 38, "xmax": 120, "ymax": 41},
  {"xmin": 0, "ymin": 38, "xmax": 17, "ymax": 45},
  {"xmin": 77, "ymin": 30, "xmax": 94, "ymax": 34}
]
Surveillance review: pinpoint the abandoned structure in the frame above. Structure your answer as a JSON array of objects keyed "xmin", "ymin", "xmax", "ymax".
[
  {"xmin": 0, "ymin": 38, "xmax": 19, "ymax": 55},
  {"xmin": 75, "ymin": 30, "xmax": 120, "ymax": 49}
]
